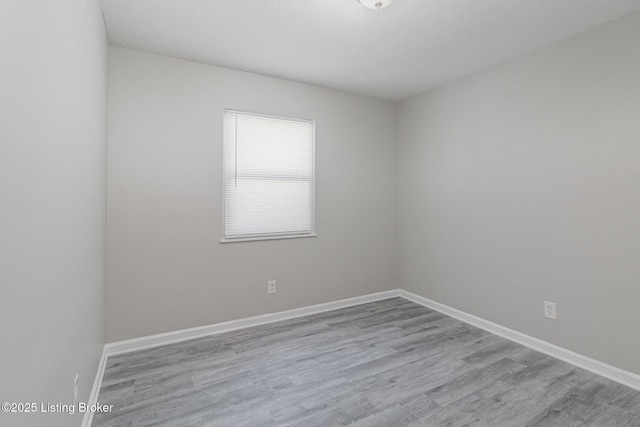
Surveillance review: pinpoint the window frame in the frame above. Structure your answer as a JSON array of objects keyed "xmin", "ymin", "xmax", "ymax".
[{"xmin": 220, "ymin": 109, "xmax": 316, "ymax": 243}]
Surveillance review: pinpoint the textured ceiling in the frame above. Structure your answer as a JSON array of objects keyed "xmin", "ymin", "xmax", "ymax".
[{"xmin": 100, "ymin": 0, "xmax": 640, "ymax": 101}]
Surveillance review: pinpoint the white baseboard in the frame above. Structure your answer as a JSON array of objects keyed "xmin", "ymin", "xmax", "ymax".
[
  {"xmin": 399, "ymin": 289, "xmax": 640, "ymax": 392},
  {"xmin": 105, "ymin": 289, "xmax": 401, "ymax": 356},
  {"xmin": 82, "ymin": 346, "xmax": 108, "ymax": 427}
]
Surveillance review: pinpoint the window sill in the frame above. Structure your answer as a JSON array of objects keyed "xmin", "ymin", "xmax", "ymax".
[{"xmin": 220, "ymin": 233, "xmax": 317, "ymax": 244}]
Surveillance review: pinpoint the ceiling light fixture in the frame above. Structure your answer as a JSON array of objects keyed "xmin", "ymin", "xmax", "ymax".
[{"xmin": 358, "ymin": 0, "xmax": 395, "ymax": 10}]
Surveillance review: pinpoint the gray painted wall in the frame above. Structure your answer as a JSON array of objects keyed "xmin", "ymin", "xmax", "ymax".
[
  {"xmin": 397, "ymin": 12, "xmax": 640, "ymax": 375},
  {"xmin": 106, "ymin": 47, "xmax": 398, "ymax": 342},
  {"xmin": 0, "ymin": 0, "xmax": 108, "ymax": 426}
]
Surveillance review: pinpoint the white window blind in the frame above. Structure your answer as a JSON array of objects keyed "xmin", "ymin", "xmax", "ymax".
[{"xmin": 223, "ymin": 110, "xmax": 315, "ymax": 241}]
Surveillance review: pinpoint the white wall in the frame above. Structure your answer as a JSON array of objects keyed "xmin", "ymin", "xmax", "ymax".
[
  {"xmin": 106, "ymin": 47, "xmax": 398, "ymax": 342},
  {"xmin": 0, "ymin": 1, "xmax": 108, "ymax": 426},
  {"xmin": 398, "ymin": 12, "xmax": 640, "ymax": 375}
]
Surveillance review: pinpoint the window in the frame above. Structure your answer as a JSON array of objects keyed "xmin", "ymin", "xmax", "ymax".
[{"xmin": 222, "ymin": 110, "xmax": 315, "ymax": 242}]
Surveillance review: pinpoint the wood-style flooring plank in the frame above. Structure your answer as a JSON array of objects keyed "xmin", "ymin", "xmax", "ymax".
[{"xmin": 92, "ymin": 298, "xmax": 640, "ymax": 426}]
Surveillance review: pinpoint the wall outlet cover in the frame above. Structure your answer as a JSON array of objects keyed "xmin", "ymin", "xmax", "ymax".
[
  {"xmin": 73, "ymin": 374, "xmax": 79, "ymax": 405},
  {"xmin": 267, "ymin": 280, "xmax": 276, "ymax": 294},
  {"xmin": 544, "ymin": 301, "xmax": 557, "ymax": 320}
]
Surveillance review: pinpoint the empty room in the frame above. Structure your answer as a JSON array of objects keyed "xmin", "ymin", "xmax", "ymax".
[{"xmin": 2, "ymin": 0, "xmax": 640, "ymax": 426}]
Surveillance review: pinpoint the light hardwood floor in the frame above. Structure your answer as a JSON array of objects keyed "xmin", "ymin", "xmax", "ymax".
[{"xmin": 93, "ymin": 298, "xmax": 640, "ymax": 426}]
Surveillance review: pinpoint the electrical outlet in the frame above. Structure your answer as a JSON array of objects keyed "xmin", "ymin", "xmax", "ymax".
[
  {"xmin": 544, "ymin": 301, "xmax": 557, "ymax": 320},
  {"xmin": 73, "ymin": 374, "xmax": 79, "ymax": 405},
  {"xmin": 267, "ymin": 280, "xmax": 276, "ymax": 294}
]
